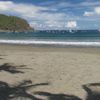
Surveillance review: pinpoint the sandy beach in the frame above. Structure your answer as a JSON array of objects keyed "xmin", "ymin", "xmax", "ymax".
[{"xmin": 0, "ymin": 44, "xmax": 100, "ymax": 100}]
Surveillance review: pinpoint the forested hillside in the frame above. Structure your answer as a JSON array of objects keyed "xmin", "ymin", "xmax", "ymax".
[{"xmin": 0, "ymin": 14, "xmax": 33, "ymax": 32}]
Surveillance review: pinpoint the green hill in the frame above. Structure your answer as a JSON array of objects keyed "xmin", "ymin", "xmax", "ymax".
[{"xmin": 0, "ymin": 14, "xmax": 33, "ymax": 32}]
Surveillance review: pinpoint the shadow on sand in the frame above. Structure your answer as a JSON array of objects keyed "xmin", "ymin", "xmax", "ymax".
[
  {"xmin": 1, "ymin": 62, "xmax": 100, "ymax": 100},
  {"xmin": 0, "ymin": 80, "xmax": 49, "ymax": 100},
  {"xmin": 83, "ymin": 83, "xmax": 100, "ymax": 100},
  {"xmin": 34, "ymin": 83, "xmax": 100, "ymax": 100},
  {"xmin": 0, "ymin": 58, "xmax": 3, "ymax": 59},
  {"xmin": 34, "ymin": 92, "xmax": 81, "ymax": 100},
  {"xmin": 0, "ymin": 63, "xmax": 31, "ymax": 74}
]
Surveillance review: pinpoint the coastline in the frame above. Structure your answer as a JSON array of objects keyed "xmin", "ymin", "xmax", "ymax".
[
  {"xmin": 1, "ymin": 42, "xmax": 100, "ymax": 51},
  {"xmin": 0, "ymin": 29, "xmax": 34, "ymax": 33},
  {"xmin": 0, "ymin": 44, "xmax": 100, "ymax": 99},
  {"xmin": 1, "ymin": 39, "xmax": 100, "ymax": 47}
]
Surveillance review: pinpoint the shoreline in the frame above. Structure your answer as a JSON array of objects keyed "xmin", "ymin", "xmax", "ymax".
[
  {"xmin": 1, "ymin": 41, "xmax": 100, "ymax": 48},
  {"xmin": 0, "ymin": 43, "xmax": 100, "ymax": 54}
]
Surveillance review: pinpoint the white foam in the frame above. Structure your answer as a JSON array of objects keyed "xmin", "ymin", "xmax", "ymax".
[{"xmin": 0, "ymin": 39, "xmax": 100, "ymax": 46}]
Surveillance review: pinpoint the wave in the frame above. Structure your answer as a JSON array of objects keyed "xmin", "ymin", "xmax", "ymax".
[{"xmin": 0, "ymin": 39, "xmax": 100, "ymax": 47}]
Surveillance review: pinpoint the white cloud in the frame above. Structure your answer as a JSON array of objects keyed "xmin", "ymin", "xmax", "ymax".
[
  {"xmin": 84, "ymin": 11, "xmax": 94, "ymax": 16},
  {"xmin": 0, "ymin": 1, "xmax": 13, "ymax": 10},
  {"xmin": 0, "ymin": 1, "xmax": 69, "ymax": 29},
  {"xmin": 94, "ymin": 7, "xmax": 100, "ymax": 14},
  {"xmin": 83, "ymin": 6, "xmax": 100, "ymax": 17},
  {"xmin": 66, "ymin": 21, "xmax": 77, "ymax": 28},
  {"xmin": 0, "ymin": 1, "xmax": 99, "ymax": 30},
  {"xmin": 0, "ymin": 1, "xmax": 48, "ymax": 16}
]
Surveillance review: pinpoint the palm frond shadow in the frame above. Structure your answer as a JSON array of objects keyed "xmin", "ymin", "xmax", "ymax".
[
  {"xmin": 1, "ymin": 62, "xmax": 100, "ymax": 100},
  {"xmin": 34, "ymin": 91, "xmax": 81, "ymax": 100},
  {"xmin": 0, "ymin": 63, "xmax": 31, "ymax": 74},
  {"xmin": 83, "ymin": 83, "xmax": 100, "ymax": 100},
  {"xmin": 0, "ymin": 80, "xmax": 49, "ymax": 100},
  {"xmin": 0, "ymin": 58, "xmax": 3, "ymax": 59}
]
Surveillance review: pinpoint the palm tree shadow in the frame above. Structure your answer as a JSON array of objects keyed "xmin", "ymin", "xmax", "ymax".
[
  {"xmin": 0, "ymin": 63, "xmax": 31, "ymax": 74},
  {"xmin": 34, "ymin": 91, "xmax": 81, "ymax": 100},
  {"xmin": 83, "ymin": 83, "xmax": 100, "ymax": 100},
  {"xmin": 0, "ymin": 80, "xmax": 49, "ymax": 100},
  {"xmin": 0, "ymin": 58, "xmax": 3, "ymax": 59}
]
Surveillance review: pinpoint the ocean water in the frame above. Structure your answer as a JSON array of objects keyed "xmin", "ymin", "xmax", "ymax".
[{"xmin": 0, "ymin": 30, "xmax": 100, "ymax": 46}]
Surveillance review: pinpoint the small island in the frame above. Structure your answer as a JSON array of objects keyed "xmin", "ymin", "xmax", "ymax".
[{"xmin": 0, "ymin": 14, "xmax": 33, "ymax": 32}]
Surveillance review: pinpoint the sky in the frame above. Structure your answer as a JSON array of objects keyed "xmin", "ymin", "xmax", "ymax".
[{"xmin": 0, "ymin": 0, "xmax": 100, "ymax": 30}]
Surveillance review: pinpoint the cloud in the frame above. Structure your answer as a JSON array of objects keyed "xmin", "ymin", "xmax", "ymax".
[
  {"xmin": 83, "ymin": 6, "xmax": 100, "ymax": 17},
  {"xmin": 0, "ymin": 1, "xmax": 99, "ymax": 30},
  {"xmin": 79, "ymin": 1, "xmax": 100, "ymax": 7},
  {"xmin": 0, "ymin": 1, "xmax": 69, "ymax": 29},
  {"xmin": 43, "ymin": 1, "xmax": 100, "ymax": 8},
  {"xmin": 84, "ymin": 11, "xmax": 94, "ymax": 16},
  {"xmin": 94, "ymin": 7, "xmax": 100, "ymax": 14},
  {"xmin": 0, "ymin": 1, "xmax": 48, "ymax": 16},
  {"xmin": 66, "ymin": 21, "xmax": 77, "ymax": 28}
]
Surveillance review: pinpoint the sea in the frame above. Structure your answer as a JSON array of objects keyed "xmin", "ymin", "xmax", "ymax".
[{"xmin": 0, "ymin": 30, "xmax": 100, "ymax": 47}]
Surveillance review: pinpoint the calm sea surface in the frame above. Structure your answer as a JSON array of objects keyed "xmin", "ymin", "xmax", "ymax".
[{"xmin": 0, "ymin": 30, "xmax": 100, "ymax": 46}]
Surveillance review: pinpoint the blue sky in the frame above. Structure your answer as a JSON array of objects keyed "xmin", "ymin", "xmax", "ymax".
[{"xmin": 0, "ymin": 0, "xmax": 100, "ymax": 30}]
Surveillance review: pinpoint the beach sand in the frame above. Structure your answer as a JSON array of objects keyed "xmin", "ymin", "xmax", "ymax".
[{"xmin": 0, "ymin": 44, "xmax": 100, "ymax": 99}]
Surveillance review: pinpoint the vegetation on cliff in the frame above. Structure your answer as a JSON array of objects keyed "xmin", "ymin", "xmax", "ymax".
[{"xmin": 0, "ymin": 14, "xmax": 33, "ymax": 32}]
